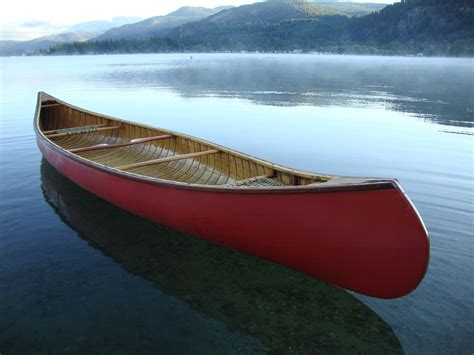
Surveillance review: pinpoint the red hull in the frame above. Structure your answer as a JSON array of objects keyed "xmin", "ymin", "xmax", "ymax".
[{"xmin": 37, "ymin": 136, "xmax": 429, "ymax": 299}]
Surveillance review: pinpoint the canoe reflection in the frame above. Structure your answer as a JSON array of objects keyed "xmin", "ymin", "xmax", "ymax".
[{"xmin": 40, "ymin": 159, "xmax": 402, "ymax": 354}]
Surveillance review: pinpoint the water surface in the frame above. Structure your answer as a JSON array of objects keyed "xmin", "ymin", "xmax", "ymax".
[{"xmin": 1, "ymin": 54, "xmax": 473, "ymax": 354}]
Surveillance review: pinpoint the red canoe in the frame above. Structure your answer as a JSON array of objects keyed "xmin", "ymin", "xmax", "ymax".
[{"xmin": 34, "ymin": 92, "xmax": 430, "ymax": 298}]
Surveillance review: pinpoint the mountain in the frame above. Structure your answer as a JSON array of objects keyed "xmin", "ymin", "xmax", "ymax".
[
  {"xmin": 169, "ymin": 2, "xmax": 347, "ymax": 50},
  {"xmin": 0, "ymin": 32, "xmax": 99, "ymax": 56},
  {"xmin": 1, "ymin": 21, "xmax": 67, "ymax": 41},
  {"xmin": 0, "ymin": 17, "xmax": 143, "ymax": 56},
  {"xmin": 46, "ymin": 0, "xmax": 474, "ymax": 57},
  {"xmin": 0, "ymin": 17, "xmax": 143, "ymax": 42},
  {"xmin": 68, "ymin": 17, "xmax": 144, "ymax": 33},
  {"xmin": 95, "ymin": 6, "xmax": 233, "ymax": 41},
  {"xmin": 350, "ymin": 0, "xmax": 474, "ymax": 50},
  {"xmin": 174, "ymin": 2, "xmax": 338, "ymax": 36},
  {"xmin": 201, "ymin": 2, "xmax": 334, "ymax": 25}
]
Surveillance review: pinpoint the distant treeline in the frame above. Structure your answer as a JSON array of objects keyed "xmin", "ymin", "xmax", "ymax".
[
  {"xmin": 43, "ymin": 38, "xmax": 473, "ymax": 57},
  {"xmin": 43, "ymin": 38, "xmax": 182, "ymax": 55},
  {"xmin": 44, "ymin": 0, "xmax": 474, "ymax": 57}
]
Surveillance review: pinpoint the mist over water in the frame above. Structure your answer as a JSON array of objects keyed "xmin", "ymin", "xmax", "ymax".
[
  {"xmin": 98, "ymin": 54, "xmax": 474, "ymax": 127},
  {"xmin": 1, "ymin": 53, "xmax": 473, "ymax": 354}
]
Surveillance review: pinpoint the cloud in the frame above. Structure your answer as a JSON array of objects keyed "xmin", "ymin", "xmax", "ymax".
[{"xmin": 0, "ymin": 22, "xmax": 68, "ymax": 41}]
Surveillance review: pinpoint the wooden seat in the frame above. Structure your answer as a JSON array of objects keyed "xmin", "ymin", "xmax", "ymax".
[{"xmin": 233, "ymin": 176, "xmax": 285, "ymax": 187}]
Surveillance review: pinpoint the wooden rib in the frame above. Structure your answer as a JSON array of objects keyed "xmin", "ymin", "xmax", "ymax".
[
  {"xmin": 43, "ymin": 123, "xmax": 108, "ymax": 135},
  {"xmin": 201, "ymin": 154, "xmax": 221, "ymax": 185},
  {"xmin": 169, "ymin": 153, "xmax": 200, "ymax": 182},
  {"xmin": 69, "ymin": 134, "xmax": 174, "ymax": 153},
  {"xmin": 46, "ymin": 126, "xmax": 120, "ymax": 138},
  {"xmin": 157, "ymin": 134, "xmax": 182, "ymax": 177},
  {"xmin": 49, "ymin": 106, "xmax": 57, "ymax": 131},
  {"xmin": 204, "ymin": 148, "xmax": 220, "ymax": 184},
  {"xmin": 235, "ymin": 156, "xmax": 245, "ymax": 180},
  {"xmin": 218, "ymin": 153, "xmax": 231, "ymax": 184},
  {"xmin": 159, "ymin": 152, "xmax": 191, "ymax": 181},
  {"xmin": 189, "ymin": 156, "xmax": 213, "ymax": 184},
  {"xmin": 186, "ymin": 143, "xmax": 207, "ymax": 183},
  {"xmin": 155, "ymin": 137, "xmax": 194, "ymax": 180},
  {"xmin": 193, "ymin": 146, "xmax": 219, "ymax": 184},
  {"xmin": 116, "ymin": 150, "xmax": 220, "ymax": 171}
]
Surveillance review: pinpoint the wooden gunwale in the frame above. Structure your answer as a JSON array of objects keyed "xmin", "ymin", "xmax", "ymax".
[
  {"xmin": 42, "ymin": 103, "xmax": 62, "ymax": 108},
  {"xmin": 35, "ymin": 92, "xmax": 399, "ymax": 194}
]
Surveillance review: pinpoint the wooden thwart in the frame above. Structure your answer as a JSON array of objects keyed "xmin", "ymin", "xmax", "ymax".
[
  {"xmin": 44, "ymin": 124, "xmax": 108, "ymax": 135},
  {"xmin": 46, "ymin": 125, "xmax": 120, "ymax": 138},
  {"xmin": 69, "ymin": 134, "xmax": 174, "ymax": 153},
  {"xmin": 117, "ymin": 149, "xmax": 220, "ymax": 171}
]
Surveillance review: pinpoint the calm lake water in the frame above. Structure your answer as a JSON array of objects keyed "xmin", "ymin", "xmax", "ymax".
[{"xmin": 1, "ymin": 53, "xmax": 473, "ymax": 354}]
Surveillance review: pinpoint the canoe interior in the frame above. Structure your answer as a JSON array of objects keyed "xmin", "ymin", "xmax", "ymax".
[{"xmin": 38, "ymin": 97, "xmax": 331, "ymax": 187}]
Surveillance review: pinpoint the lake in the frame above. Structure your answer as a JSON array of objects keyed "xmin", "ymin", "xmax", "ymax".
[{"xmin": 1, "ymin": 53, "xmax": 473, "ymax": 354}]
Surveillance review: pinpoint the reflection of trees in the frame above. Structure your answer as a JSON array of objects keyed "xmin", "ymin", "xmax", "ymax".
[
  {"xmin": 41, "ymin": 159, "xmax": 402, "ymax": 354},
  {"xmin": 100, "ymin": 57, "xmax": 473, "ymax": 127}
]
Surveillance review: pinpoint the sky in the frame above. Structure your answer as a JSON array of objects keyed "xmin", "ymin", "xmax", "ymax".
[{"xmin": 1, "ymin": 0, "xmax": 397, "ymax": 41}]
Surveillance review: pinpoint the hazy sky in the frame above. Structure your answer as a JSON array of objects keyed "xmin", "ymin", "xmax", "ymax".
[
  {"xmin": 0, "ymin": 0, "xmax": 397, "ymax": 40},
  {"xmin": 1, "ymin": 0, "xmax": 397, "ymax": 24}
]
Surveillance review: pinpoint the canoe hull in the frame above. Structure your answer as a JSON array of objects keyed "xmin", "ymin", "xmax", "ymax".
[{"xmin": 37, "ymin": 136, "xmax": 429, "ymax": 299}]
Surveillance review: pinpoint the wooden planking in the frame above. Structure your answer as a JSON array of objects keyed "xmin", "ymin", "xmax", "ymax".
[
  {"xmin": 256, "ymin": 164, "xmax": 266, "ymax": 177},
  {"xmin": 228, "ymin": 155, "xmax": 237, "ymax": 181},
  {"xmin": 116, "ymin": 149, "xmax": 220, "ymax": 171},
  {"xmin": 50, "ymin": 106, "xmax": 57, "ymax": 131},
  {"xmin": 234, "ymin": 156, "xmax": 245, "ymax": 180},
  {"xmin": 217, "ymin": 153, "xmax": 231, "ymax": 184},
  {"xmin": 248, "ymin": 161, "xmax": 258, "ymax": 178},
  {"xmin": 205, "ymin": 151, "xmax": 223, "ymax": 185}
]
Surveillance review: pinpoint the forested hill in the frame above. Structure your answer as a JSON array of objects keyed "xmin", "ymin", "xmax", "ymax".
[
  {"xmin": 95, "ymin": 6, "xmax": 233, "ymax": 41},
  {"xmin": 350, "ymin": 0, "xmax": 474, "ymax": 53},
  {"xmin": 168, "ymin": 2, "xmax": 347, "ymax": 51},
  {"xmin": 46, "ymin": 0, "xmax": 474, "ymax": 56}
]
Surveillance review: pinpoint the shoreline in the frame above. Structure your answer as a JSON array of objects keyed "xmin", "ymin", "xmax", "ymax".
[{"xmin": 4, "ymin": 51, "xmax": 474, "ymax": 59}]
